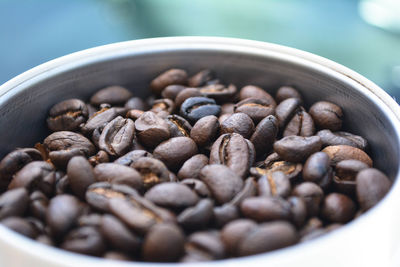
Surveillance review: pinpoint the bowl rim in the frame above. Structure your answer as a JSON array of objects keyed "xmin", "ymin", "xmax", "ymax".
[{"xmin": 0, "ymin": 36, "xmax": 399, "ymax": 266}]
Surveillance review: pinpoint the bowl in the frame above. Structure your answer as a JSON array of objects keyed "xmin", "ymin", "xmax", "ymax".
[{"xmin": 0, "ymin": 37, "xmax": 399, "ymax": 267}]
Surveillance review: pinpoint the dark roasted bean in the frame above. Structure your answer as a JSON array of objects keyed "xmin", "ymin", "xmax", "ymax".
[
  {"xmin": 322, "ymin": 145, "xmax": 372, "ymax": 166},
  {"xmin": 93, "ymin": 163, "xmax": 142, "ymax": 190},
  {"xmin": 288, "ymin": 196, "xmax": 307, "ymax": 228},
  {"xmin": 303, "ymin": 152, "xmax": 333, "ymax": 189},
  {"xmin": 29, "ymin": 191, "xmax": 48, "ymax": 221},
  {"xmin": 309, "ymin": 101, "xmax": 343, "ymax": 131},
  {"xmin": 165, "ymin": 115, "xmax": 192, "ymax": 138},
  {"xmin": 150, "ymin": 69, "xmax": 188, "ymax": 95},
  {"xmin": 257, "ymin": 172, "xmax": 291, "ymax": 198},
  {"xmin": 220, "ymin": 103, "xmax": 235, "ymax": 115},
  {"xmin": 275, "ymin": 98, "xmax": 301, "ymax": 129},
  {"xmin": 234, "ymin": 97, "xmax": 275, "ymax": 123},
  {"xmin": 135, "ymin": 111, "xmax": 170, "ymax": 148},
  {"xmin": 180, "ymin": 179, "xmax": 211, "ymax": 198},
  {"xmin": 88, "ymin": 150, "xmax": 110, "ymax": 166},
  {"xmin": 178, "ymin": 199, "xmax": 214, "ymax": 229},
  {"xmin": 185, "ymin": 231, "xmax": 225, "ymax": 260},
  {"xmin": 114, "ymin": 150, "xmax": 153, "ymax": 166},
  {"xmin": 240, "ymin": 197, "xmax": 291, "ymax": 222},
  {"xmin": 250, "ymin": 115, "xmax": 278, "ymax": 157},
  {"xmin": 220, "ymin": 112, "xmax": 254, "ymax": 139},
  {"xmin": 229, "ymin": 177, "xmax": 257, "ymax": 206},
  {"xmin": 275, "ymin": 86, "xmax": 303, "ymax": 104},
  {"xmin": 161, "ymin": 85, "xmax": 186, "ymax": 100},
  {"xmin": 252, "ymin": 161, "xmax": 302, "ymax": 183},
  {"xmin": 317, "ymin": 129, "xmax": 368, "ymax": 150},
  {"xmin": 0, "ymin": 188, "xmax": 29, "ymax": 220},
  {"xmin": 81, "ymin": 107, "xmax": 126, "ymax": 135},
  {"xmin": 61, "ymin": 226, "xmax": 105, "ymax": 256},
  {"xmin": 199, "ymin": 84, "xmax": 237, "ymax": 102},
  {"xmin": 90, "ymin": 85, "xmax": 132, "ymax": 106},
  {"xmin": 292, "ymin": 182, "xmax": 324, "ymax": 217},
  {"xmin": 145, "ymin": 182, "xmax": 199, "ymax": 209},
  {"xmin": 190, "ymin": 115, "xmax": 220, "ymax": 147},
  {"xmin": 221, "ymin": 219, "xmax": 257, "ymax": 256},
  {"xmin": 1, "ymin": 217, "xmax": 38, "ymax": 238},
  {"xmin": 126, "ymin": 109, "xmax": 144, "ymax": 121},
  {"xmin": 188, "ymin": 69, "xmax": 214, "ymax": 87},
  {"xmin": 175, "ymin": 88, "xmax": 202, "ymax": 108},
  {"xmin": 239, "ymin": 85, "xmax": 276, "ymax": 103},
  {"xmin": 67, "ymin": 156, "xmax": 96, "ymax": 199},
  {"xmin": 283, "ymin": 107, "xmax": 315, "ymax": 137},
  {"xmin": 131, "ymin": 158, "xmax": 170, "ymax": 189},
  {"xmin": 180, "ymin": 97, "xmax": 221, "ymax": 123},
  {"xmin": 124, "ymin": 97, "xmax": 148, "ymax": 111},
  {"xmin": 177, "ymin": 154, "xmax": 208, "ymax": 180},
  {"xmin": 321, "ymin": 193, "xmax": 356, "ymax": 223},
  {"xmin": 151, "ymin": 98, "xmax": 175, "ymax": 118},
  {"xmin": 47, "ymin": 99, "xmax": 88, "ymax": 132},
  {"xmin": 213, "ymin": 204, "xmax": 239, "ymax": 227}
]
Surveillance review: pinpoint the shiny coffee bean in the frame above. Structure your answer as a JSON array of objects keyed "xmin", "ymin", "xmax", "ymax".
[
  {"xmin": 67, "ymin": 156, "xmax": 96, "ymax": 199},
  {"xmin": 29, "ymin": 190, "xmax": 49, "ymax": 221},
  {"xmin": 88, "ymin": 150, "xmax": 110, "ymax": 166},
  {"xmin": 275, "ymin": 86, "xmax": 303, "ymax": 104},
  {"xmin": 93, "ymin": 163, "xmax": 142, "ymax": 190},
  {"xmin": 184, "ymin": 231, "xmax": 226, "ymax": 260},
  {"xmin": 283, "ymin": 107, "xmax": 315, "ymax": 137},
  {"xmin": 234, "ymin": 97, "xmax": 276, "ymax": 123},
  {"xmin": 241, "ymin": 197, "xmax": 291, "ymax": 222},
  {"xmin": 274, "ymin": 135, "xmax": 322, "ymax": 163},
  {"xmin": 288, "ymin": 196, "xmax": 307, "ymax": 228},
  {"xmin": 221, "ymin": 219, "xmax": 258, "ymax": 256},
  {"xmin": 61, "ymin": 226, "xmax": 105, "ymax": 256},
  {"xmin": 124, "ymin": 96, "xmax": 148, "ymax": 111},
  {"xmin": 0, "ymin": 188, "xmax": 29, "ymax": 220},
  {"xmin": 90, "ymin": 85, "xmax": 132, "ymax": 106},
  {"xmin": 1, "ymin": 217, "xmax": 38, "ymax": 238},
  {"xmin": 180, "ymin": 179, "xmax": 211, "ymax": 198},
  {"xmin": 81, "ymin": 107, "xmax": 126, "ymax": 135},
  {"xmin": 151, "ymin": 98, "xmax": 175, "ymax": 118},
  {"xmin": 150, "ymin": 69, "xmax": 188, "ymax": 95},
  {"xmin": 180, "ymin": 97, "xmax": 221, "ymax": 123},
  {"xmin": 220, "ymin": 112, "xmax": 254, "ymax": 139},
  {"xmin": 175, "ymin": 88, "xmax": 202, "ymax": 108},
  {"xmin": 321, "ymin": 193, "xmax": 356, "ymax": 223},
  {"xmin": 177, "ymin": 154, "xmax": 208, "ymax": 180},
  {"xmin": 250, "ymin": 115, "xmax": 278, "ymax": 157},
  {"xmin": 317, "ymin": 129, "xmax": 368, "ymax": 150},
  {"xmin": 309, "ymin": 101, "xmax": 343, "ymax": 131},
  {"xmin": 239, "ymin": 85, "xmax": 276, "ymax": 103},
  {"xmin": 322, "ymin": 145, "xmax": 372, "ymax": 166},
  {"xmin": 178, "ymin": 198, "xmax": 214, "ymax": 229},
  {"xmin": 199, "ymin": 84, "xmax": 237, "ymax": 102},
  {"xmin": 229, "ymin": 177, "xmax": 257, "ymax": 206},
  {"xmin": 188, "ymin": 69, "xmax": 214, "ymax": 87},
  {"xmin": 131, "ymin": 158, "xmax": 170, "ymax": 189},
  {"xmin": 126, "ymin": 109, "xmax": 144, "ymax": 121},
  {"xmin": 213, "ymin": 204, "xmax": 239, "ymax": 227},
  {"xmin": 292, "ymin": 182, "xmax": 324, "ymax": 217},
  {"xmin": 135, "ymin": 111, "xmax": 170, "ymax": 148},
  {"xmin": 257, "ymin": 172, "xmax": 291, "ymax": 198},
  {"xmin": 114, "ymin": 150, "xmax": 153, "ymax": 166},
  {"xmin": 190, "ymin": 115, "xmax": 220, "ymax": 147},
  {"xmin": 252, "ymin": 161, "xmax": 302, "ymax": 183},
  {"xmin": 165, "ymin": 114, "xmax": 192, "ymax": 138},
  {"xmin": 161, "ymin": 85, "xmax": 186, "ymax": 100},
  {"xmin": 303, "ymin": 152, "xmax": 333, "ymax": 189},
  {"xmin": 47, "ymin": 99, "xmax": 88, "ymax": 132},
  {"xmin": 275, "ymin": 98, "xmax": 301, "ymax": 129}
]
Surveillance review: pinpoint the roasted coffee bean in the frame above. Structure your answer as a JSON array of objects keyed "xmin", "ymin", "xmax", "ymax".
[
  {"xmin": 190, "ymin": 115, "xmax": 220, "ymax": 147},
  {"xmin": 221, "ymin": 219, "xmax": 258, "ymax": 256},
  {"xmin": 88, "ymin": 150, "xmax": 110, "ymax": 166},
  {"xmin": 220, "ymin": 112, "xmax": 254, "ymax": 139},
  {"xmin": 175, "ymin": 88, "xmax": 203, "ymax": 108},
  {"xmin": 0, "ymin": 188, "xmax": 29, "ymax": 220},
  {"xmin": 135, "ymin": 111, "xmax": 170, "ymax": 148},
  {"xmin": 145, "ymin": 182, "xmax": 199, "ymax": 209},
  {"xmin": 321, "ymin": 193, "xmax": 356, "ymax": 223},
  {"xmin": 238, "ymin": 221, "xmax": 297, "ymax": 256},
  {"xmin": 46, "ymin": 194, "xmax": 83, "ymax": 239},
  {"xmin": 29, "ymin": 190, "xmax": 48, "ymax": 221},
  {"xmin": 126, "ymin": 109, "xmax": 144, "ymax": 121},
  {"xmin": 161, "ymin": 85, "xmax": 186, "ymax": 100},
  {"xmin": 150, "ymin": 69, "xmax": 188, "ymax": 95},
  {"xmin": 218, "ymin": 113, "xmax": 230, "ymax": 124},
  {"xmin": 47, "ymin": 99, "xmax": 88, "ymax": 132},
  {"xmin": 177, "ymin": 154, "xmax": 208, "ymax": 180},
  {"xmin": 283, "ymin": 107, "xmax": 315, "ymax": 137},
  {"xmin": 275, "ymin": 98, "xmax": 301, "ymax": 129},
  {"xmin": 44, "ymin": 131, "xmax": 96, "ymax": 169},
  {"xmin": 239, "ymin": 85, "xmax": 276, "ymax": 103},
  {"xmin": 229, "ymin": 177, "xmax": 257, "ymax": 206},
  {"xmin": 274, "ymin": 135, "xmax": 322, "ymax": 163},
  {"xmin": 275, "ymin": 86, "xmax": 303, "ymax": 104},
  {"xmin": 153, "ymin": 137, "xmax": 198, "ymax": 171},
  {"xmin": 90, "ymin": 85, "xmax": 132, "ymax": 106},
  {"xmin": 292, "ymin": 182, "xmax": 324, "ymax": 217},
  {"xmin": 252, "ymin": 161, "xmax": 302, "ymax": 183},
  {"xmin": 288, "ymin": 196, "xmax": 307, "ymax": 228},
  {"xmin": 180, "ymin": 179, "xmax": 211, "ymax": 198},
  {"xmin": 250, "ymin": 115, "xmax": 278, "ymax": 157},
  {"xmin": 1, "ymin": 217, "xmax": 38, "ymax": 238},
  {"xmin": 309, "ymin": 101, "xmax": 343, "ymax": 131},
  {"xmin": 165, "ymin": 115, "xmax": 192, "ymax": 138},
  {"xmin": 81, "ymin": 107, "xmax": 126, "ymax": 135},
  {"xmin": 180, "ymin": 97, "xmax": 221, "ymax": 123},
  {"xmin": 67, "ymin": 156, "xmax": 96, "ymax": 199},
  {"xmin": 77, "ymin": 213, "xmax": 103, "ymax": 227},
  {"xmin": 142, "ymin": 223, "xmax": 185, "ymax": 262},
  {"xmin": 200, "ymin": 165, "xmax": 243, "ymax": 204},
  {"xmin": 303, "ymin": 152, "xmax": 333, "ymax": 189},
  {"xmin": 124, "ymin": 96, "xmax": 148, "ymax": 111},
  {"xmin": 213, "ymin": 204, "xmax": 239, "ymax": 227},
  {"xmin": 131, "ymin": 158, "xmax": 170, "ymax": 189},
  {"xmin": 257, "ymin": 172, "xmax": 291, "ymax": 198},
  {"xmin": 98, "ymin": 116, "xmax": 135, "ymax": 157},
  {"xmin": 333, "ymin": 160, "xmax": 369, "ymax": 195},
  {"xmin": 210, "ymin": 133, "xmax": 252, "ymax": 178},
  {"xmin": 114, "ymin": 150, "xmax": 153, "ymax": 166},
  {"xmin": 109, "ymin": 195, "xmax": 175, "ymax": 234},
  {"xmin": 85, "ymin": 182, "xmax": 138, "ymax": 212},
  {"xmin": 100, "ymin": 215, "xmax": 141, "ymax": 253},
  {"xmin": 322, "ymin": 145, "xmax": 372, "ymax": 166},
  {"xmin": 151, "ymin": 98, "xmax": 175, "ymax": 118},
  {"xmin": 199, "ymin": 84, "xmax": 237, "ymax": 102},
  {"xmin": 0, "ymin": 148, "xmax": 43, "ymax": 192},
  {"xmin": 86, "ymin": 104, "xmax": 97, "ymax": 117},
  {"xmin": 55, "ymin": 174, "xmax": 70, "ymax": 195},
  {"xmin": 9, "ymin": 161, "xmax": 55, "ymax": 196},
  {"xmin": 220, "ymin": 103, "xmax": 235, "ymax": 115},
  {"xmin": 188, "ymin": 69, "xmax": 214, "ymax": 87},
  {"xmin": 356, "ymin": 168, "xmax": 391, "ymax": 211},
  {"xmin": 241, "ymin": 197, "xmax": 291, "ymax": 222},
  {"xmin": 178, "ymin": 199, "xmax": 214, "ymax": 229},
  {"xmin": 185, "ymin": 231, "xmax": 225, "ymax": 260},
  {"xmin": 61, "ymin": 226, "xmax": 105, "ymax": 256},
  {"xmin": 93, "ymin": 163, "xmax": 142, "ymax": 190},
  {"xmin": 234, "ymin": 97, "xmax": 275, "ymax": 123},
  {"xmin": 317, "ymin": 129, "xmax": 368, "ymax": 150}
]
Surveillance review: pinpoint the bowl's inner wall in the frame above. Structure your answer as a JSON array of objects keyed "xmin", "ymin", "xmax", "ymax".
[{"xmin": 0, "ymin": 49, "xmax": 398, "ymax": 180}]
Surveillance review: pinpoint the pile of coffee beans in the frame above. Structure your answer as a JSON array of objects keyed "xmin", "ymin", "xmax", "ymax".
[{"xmin": 0, "ymin": 68, "xmax": 392, "ymax": 262}]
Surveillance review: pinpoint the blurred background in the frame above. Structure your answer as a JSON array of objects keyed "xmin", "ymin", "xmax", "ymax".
[{"xmin": 1, "ymin": 0, "xmax": 400, "ymax": 99}]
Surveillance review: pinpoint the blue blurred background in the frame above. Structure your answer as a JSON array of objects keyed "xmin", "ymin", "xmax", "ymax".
[{"xmin": 1, "ymin": 0, "xmax": 400, "ymax": 98}]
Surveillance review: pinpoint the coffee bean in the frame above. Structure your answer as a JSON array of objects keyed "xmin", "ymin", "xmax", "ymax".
[
  {"xmin": 252, "ymin": 161, "xmax": 302, "ymax": 183},
  {"xmin": 288, "ymin": 196, "xmax": 307, "ymax": 228},
  {"xmin": 145, "ymin": 182, "xmax": 199, "ymax": 209},
  {"xmin": 153, "ymin": 137, "xmax": 198, "ymax": 171},
  {"xmin": 177, "ymin": 154, "xmax": 208, "ymax": 180},
  {"xmin": 151, "ymin": 98, "xmax": 175, "ymax": 118},
  {"xmin": 135, "ymin": 111, "xmax": 170, "ymax": 148},
  {"xmin": 213, "ymin": 204, "xmax": 239, "ymax": 227},
  {"xmin": 67, "ymin": 156, "xmax": 96, "ymax": 199},
  {"xmin": 185, "ymin": 231, "xmax": 225, "ymax": 260},
  {"xmin": 180, "ymin": 179, "xmax": 211, "ymax": 198},
  {"xmin": 210, "ymin": 133, "xmax": 252, "ymax": 178},
  {"xmin": 303, "ymin": 152, "xmax": 333, "ymax": 189},
  {"xmin": 239, "ymin": 85, "xmax": 276, "ymax": 103},
  {"xmin": 46, "ymin": 194, "xmax": 83, "ymax": 239},
  {"xmin": 93, "ymin": 163, "xmax": 142, "ymax": 190},
  {"xmin": 142, "ymin": 223, "xmax": 185, "ymax": 262},
  {"xmin": 77, "ymin": 213, "xmax": 103, "ymax": 227},
  {"xmin": 131, "ymin": 158, "xmax": 170, "ymax": 189},
  {"xmin": 175, "ymin": 88, "xmax": 202, "ymax": 108},
  {"xmin": 180, "ymin": 97, "xmax": 221, "ymax": 123},
  {"xmin": 81, "ymin": 107, "xmax": 126, "ymax": 135},
  {"xmin": 98, "ymin": 116, "xmax": 135, "ymax": 157},
  {"xmin": 0, "ymin": 188, "xmax": 29, "ymax": 220},
  {"xmin": 292, "ymin": 182, "xmax": 324, "ymax": 217},
  {"xmin": 283, "ymin": 107, "xmax": 315, "ymax": 137},
  {"xmin": 220, "ymin": 112, "xmax": 254, "ymax": 139},
  {"xmin": 240, "ymin": 197, "xmax": 291, "ymax": 222},
  {"xmin": 124, "ymin": 97, "xmax": 148, "ymax": 111},
  {"xmin": 161, "ymin": 85, "xmax": 186, "ymax": 100},
  {"xmin": 29, "ymin": 190, "xmax": 48, "ymax": 221},
  {"xmin": 309, "ymin": 101, "xmax": 343, "ymax": 131},
  {"xmin": 322, "ymin": 145, "xmax": 372, "ymax": 166},
  {"xmin": 356, "ymin": 168, "xmax": 391, "ymax": 211},
  {"xmin": 190, "ymin": 115, "xmax": 220, "ymax": 147},
  {"xmin": 275, "ymin": 86, "xmax": 303, "ymax": 104},
  {"xmin": 188, "ymin": 69, "xmax": 214, "ymax": 87},
  {"xmin": 321, "ymin": 193, "xmax": 356, "ymax": 223},
  {"xmin": 333, "ymin": 159, "xmax": 369, "ymax": 195},
  {"xmin": 114, "ymin": 150, "xmax": 153, "ymax": 166},
  {"xmin": 250, "ymin": 115, "xmax": 278, "ymax": 157},
  {"xmin": 165, "ymin": 115, "xmax": 192, "ymax": 138},
  {"xmin": 229, "ymin": 177, "xmax": 257, "ymax": 206},
  {"xmin": 88, "ymin": 150, "xmax": 110, "ymax": 166},
  {"xmin": 126, "ymin": 109, "xmax": 144, "ymax": 121},
  {"xmin": 90, "ymin": 86, "xmax": 132, "ymax": 106},
  {"xmin": 257, "ymin": 171, "xmax": 291, "ymax": 198},
  {"xmin": 317, "ymin": 129, "xmax": 368, "ymax": 150},
  {"xmin": 178, "ymin": 198, "xmax": 214, "ymax": 229},
  {"xmin": 150, "ymin": 69, "xmax": 188, "ymax": 95},
  {"xmin": 47, "ymin": 99, "xmax": 88, "ymax": 132},
  {"xmin": 61, "ymin": 226, "xmax": 105, "ymax": 256},
  {"xmin": 200, "ymin": 164, "xmax": 243, "ymax": 204},
  {"xmin": 220, "ymin": 103, "xmax": 235, "ymax": 115},
  {"xmin": 221, "ymin": 219, "xmax": 257, "ymax": 256},
  {"xmin": 275, "ymin": 98, "xmax": 301, "ymax": 129},
  {"xmin": 234, "ymin": 97, "xmax": 276, "ymax": 123},
  {"xmin": 1, "ymin": 217, "xmax": 38, "ymax": 238},
  {"xmin": 218, "ymin": 113, "xmax": 230, "ymax": 124},
  {"xmin": 100, "ymin": 214, "xmax": 141, "ymax": 253},
  {"xmin": 199, "ymin": 84, "xmax": 237, "ymax": 102},
  {"xmin": 238, "ymin": 221, "xmax": 297, "ymax": 256},
  {"xmin": 274, "ymin": 135, "xmax": 322, "ymax": 163}
]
